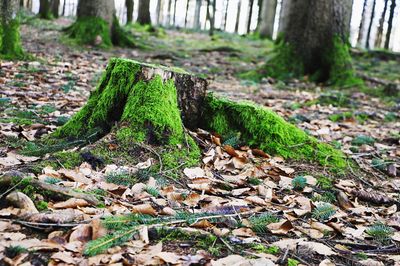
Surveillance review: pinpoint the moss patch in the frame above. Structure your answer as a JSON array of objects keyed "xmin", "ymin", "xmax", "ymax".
[
  {"xmin": 201, "ymin": 94, "xmax": 346, "ymax": 170},
  {"xmin": 0, "ymin": 18, "xmax": 25, "ymax": 59}
]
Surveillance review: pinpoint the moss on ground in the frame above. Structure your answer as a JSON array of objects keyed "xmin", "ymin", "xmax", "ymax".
[
  {"xmin": 65, "ymin": 16, "xmax": 135, "ymax": 48},
  {"xmin": 201, "ymin": 94, "xmax": 346, "ymax": 171},
  {"xmin": 0, "ymin": 18, "xmax": 25, "ymax": 59}
]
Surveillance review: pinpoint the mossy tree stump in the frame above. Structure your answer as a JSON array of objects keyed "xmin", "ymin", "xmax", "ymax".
[
  {"xmin": 0, "ymin": 0, "xmax": 24, "ymax": 59},
  {"xmin": 52, "ymin": 58, "xmax": 206, "ymax": 168},
  {"xmin": 52, "ymin": 58, "xmax": 346, "ymax": 172}
]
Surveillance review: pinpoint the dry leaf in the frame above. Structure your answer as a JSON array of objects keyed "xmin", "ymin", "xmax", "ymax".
[
  {"xmin": 53, "ymin": 198, "xmax": 89, "ymax": 209},
  {"xmin": 131, "ymin": 203, "xmax": 157, "ymax": 215}
]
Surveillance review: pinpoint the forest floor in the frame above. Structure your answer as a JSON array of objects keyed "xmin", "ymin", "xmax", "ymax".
[{"xmin": 0, "ymin": 16, "xmax": 399, "ymax": 266}]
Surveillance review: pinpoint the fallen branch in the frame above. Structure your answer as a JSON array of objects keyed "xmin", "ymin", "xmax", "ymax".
[{"xmin": 1, "ymin": 171, "xmax": 100, "ymax": 205}]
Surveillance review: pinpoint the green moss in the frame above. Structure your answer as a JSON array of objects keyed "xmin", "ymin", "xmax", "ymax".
[
  {"xmin": 53, "ymin": 151, "xmax": 83, "ymax": 169},
  {"xmin": 202, "ymin": 94, "xmax": 347, "ymax": 170},
  {"xmin": 65, "ymin": 16, "xmax": 135, "ymax": 48},
  {"xmin": 36, "ymin": 200, "xmax": 48, "ymax": 211},
  {"xmin": 0, "ymin": 18, "xmax": 25, "ymax": 59},
  {"xmin": 65, "ymin": 17, "xmax": 112, "ymax": 47}
]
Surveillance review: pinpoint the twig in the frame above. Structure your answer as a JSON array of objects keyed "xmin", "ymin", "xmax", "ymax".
[
  {"xmin": 136, "ymin": 143, "xmax": 163, "ymax": 173},
  {"xmin": 219, "ymin": 237, "xmax": 235, "ymax": 252}
]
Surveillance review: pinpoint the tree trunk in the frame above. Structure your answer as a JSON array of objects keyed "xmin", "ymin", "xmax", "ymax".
[
  {"xmin": 277, "ymin": 0, "xmax": 291, "ymax": 35},
  {"xmin": 258, "ymin": 0, "xmax": 277, "ymax": 38},
  {"xmin": 208, "ymin": 0, "xmax": 216, "ymax": 35},
  {"xmin": 246, "ymin": 0, "xmax": 254, "ymax": 33},
  {"xmin": 137, "ymin": 0, "xmax": 151, "ymax": 25},
  {"xmin": 357, "ymin": 0, "xmax": 368, "ymax": 46},
  {"xmin": 126, "ymin": 0, "xmax": 134, "ymax": 24},
  {"xmin": 365, "ymin": 0, "xmax": 376, "ymax": 49},
  {"xmin": 222, "ymin": 0, "xmax": 229, "ymax": 30},
  {"xmin": 184, "ymin": 0, "xmax": 190, "ymax": 27},
  {"xmin": 193, "ymin": 0, "xmax": 202, "ymax": 29},
  {"xmin": 256, "ymin": 0, "xmax": 263, "ymax": 30},
  {"xmin": 39, "ymin": 0, "xmax": 52, "ymax": 19},
  {"xmin": 167, "ymin": 0, "xmax": 173, "ymax": 25},
  {"xmin": 66, "ymin": 0, "xmax": 133, "ymax": 47},
  {"xmin": 384, "ymin": 0, "xmax": 396, "ymax": 49},
  {"xmin": 62, "ymin": 0, "xmax": 66, "ymax": 16},
  {"xmin": 235, "ymin": 0, "xmax": 241, "ymax": 33},
  {"xmin": 0, "ymin": 0, "xmax": 24, "ymax": 59},
  {"xmin": 156, "ymin": 0, "xmax": 162, "ymax": 25},
  {"xmin": 173, "ymin": 0, "xmax": 177, "ymax": 26},
  {"xmin": 51, "ymin": 0, "xmax": 60, "ymax": 18},
  {"xmin": 375, "ymin": 0, "xmax": 388, "ymax": 48},
  {"xmin": 270, "ymin": 0, "xmax": 359, "ymax": 86}
]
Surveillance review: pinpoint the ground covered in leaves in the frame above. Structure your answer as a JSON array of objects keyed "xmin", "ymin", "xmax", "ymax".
[{"xmin": 0, "ymin": 15, "xmax": 399, "ymax": 266}]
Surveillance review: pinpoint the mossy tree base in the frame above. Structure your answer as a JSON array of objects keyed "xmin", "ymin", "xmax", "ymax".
[
  {"xmin": 65, "ymin": 17, "xmax": 135, "ymax": 48},
  {"xmin": 52, "ymin": 58, "xmax": 206, "ymax": 169}
]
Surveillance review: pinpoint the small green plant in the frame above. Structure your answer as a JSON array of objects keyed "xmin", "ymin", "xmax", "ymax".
[
  {"xmin": 251, "ymin": 244, "xmax": 280, "ymax": 254},
  {"xmin": 287, "ymin": 258, "xmax": 299, "ymax": 266},
  {"xmin": 351, "ymin": 135, "xmax": 375, "ymax": 146},
  {"xmin": 316, "ymin": 176, "xmax": 333, "ymax": 190},
  {"xmin": 222, "ymin": 132, "xmax": 241, "ymax": 148},
  {"xmin": 355, "ymin": 252, "xmax": 368, "ymax": 260},
  {"xmin": 248, "ymin": 177, "xmax": 262, "ymax": 185},
  {"xmin": 44, "ymin": 177, "xmax": 61, "ymax": 184},
  {"xmin": 5, "ymin": 246, "xmax": 27, "ymax": 258},
  {"xmin": 292, "ymin": 176, "xmax": 307, "ymax": 190},
  {"xmin": 366, "ymin": 223, "xmax": 394, "ymax": 244},
  {"xmin": 105, "ymin": 171, "xmax": 137, "ymax": 186},
  {"xmin": 36, "ymin": 200, "xmax": 48, "ymax": 211},
  {"xmin": 145, "ymin": 186, "xmax": 160, "ymax": 197},
  {"xmin": 249, "ymin": 213, "xmax": 279, "ymax": 234},
  {"xmin": 312, "ymin": 203, "xmax": 336, "ymax": 221},
  {"xmin": 312, "ymin": 191, "xmax": 336, "ymax": 203}
]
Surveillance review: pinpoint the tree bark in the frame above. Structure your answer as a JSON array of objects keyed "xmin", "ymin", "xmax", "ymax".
[
  {"xmin": 126, "ymin": 0, "xmax": 134, "ymax": 24},
  {"xmin": 167, "ymin": 0, "xmax": 173, "ymax": 25},
  {"xmin": 156, "ymin": 0, "xmax": 163, "ymax": 25},
  {"xmin": 184, "ymin": 0, "xmax": 190, "ymax": 27},
  {"xmin": 193, "ymin": 0, "xmax": 202, "ymax": 29},
  {"xmin": 208, "ymin": 0, "xmax": 216, "ymax": 35},
  {"xmin": 277, "ymin": 0, "xmax": 291, "ymax": 35},
  {"xmin": 222, "ymin": 0, "xmax": 229, "ymax": 30},
  {"xmin": 0, "ymin": 0, "xmax": 24, "ymax": 58},
  {"xmin": 256, "ymin": 0, "xmax": 263, "ymax": 30},
  {"xmin": 246, "ymin": 0, "xmax": 254, "ymax": 33},
  {"xmin": 39, "ymin": 0, "xmax": 52, "ymax": 19},
  {"xmin": 235, "ymin": 0, "xmax": 241, "ymax": 33},
  {"xmin": 375, "ymin": 0, "xmax": 388, "ymax": 48},
  {"xmin": 272, "ymin": 0, "xmax": 358, "ymax": 85},
  {"xmin": 258, "ymin": 0, "xmax": 277, "ymax": 38},
  {"xmin": 66, "ymin": 0, "xmax": 133, "ymax": 47},
  {"xmin": 137, "ymin": 0, "xmax": 151, "ymax": 25},
  {"xmin": 384, "ymin": 0, "xmax": 396, "ymax": 49},
  {"xmin": 357, "ymin": 0, "xmax": 368, "ymax": 46},
  {"xmin": 51, "ymin": 0, "xmax": 60, "ymax": 18},
  {"xmin": 365, "ymin": 0, "xmax": 376, "ymax": 49},
  {"xmin": 173, "ymin": 0, "xmax": 177, "ymax": 26}
]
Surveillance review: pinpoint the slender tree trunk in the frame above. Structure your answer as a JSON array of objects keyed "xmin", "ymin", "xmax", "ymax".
[
  {"xmin": 210, "ymin": 0, "xmax": 216, "ymax": 35},
  {"xmin": 168, "ymin": 0, "xmax": 173, "ymax": 25},
  {"xmin": 384, "ymin": 0, "xmax": 396, "ymax": 49},
  {"xmin": 366, "ymin": 0, "xmax": 376, "ymax": 49},
  {"xmin": 235, "ymin": 0, "xmax": 241, "ymax": 33},
  {"xmin": 173, "ymin": 0, "xmax": 177, "ymax": 26},
  {"xmin": 222, "ymin": 0, "xmax": 229, "ymax": 30},
  {"xmin": 51, "ymin": 0, "xmax": 60, "ymax": 18},
  {"xmin": 156, "ymin": 0, "xmax": 162, "ymax": 25},
  {"xmin": 259, "ymin": 0, "xmax": 277, "ymax": 38},
  {"xmin": 184, "ymin": 0, "xmax": 190, "ymax": 27},
  {"xmin": 28, "ymin": 0, "xmax": 32, "ymax": 10},
  {"xmin": 193, "ymin": 0, "xmax": 202, "ymax": 29},
  {"xmin": 277, "ymin": 0, "xmax": 291, "ymax": 35},
  {"xmin": 39, "ymin": 0, "xmax": 52, "ymax": 19},
  {"xmin": 126, "ymin": 0, "xmax": 134, "ymax": 24},
  {"xmin": 137, "ymin": 0, "xmax": 151, "ymax": 25},
  {"xmin": 19, "ymin": 0, "xmax": 23, "ymax": 7},
  {"xmin": 0, "ymin": 0, "xmax": 24, "ymax": 58},
  {"xmin": 66, "ymin": 0, "xmax": 133, "ymax": 47},
  {"xmin": 246, "ymin": 0, "xmax": 254, "ymax": 33},
  {"xmin": 256, "ymin": 0, "xmax": 263, "ymax": 30},
  {"xmin": 62, "ymin": 0, "xmax": 66, "ymax": 16},
  {"xmin": 272, "ymin": 0, "xmax": 358, "ymax": 85},
  {"xmin": 357, "ymin": 0, "xmax": 368, "ymax": 46},
  {"xmin": 375, "ymin": 0, "xmax": 388, "ymax": 48}
]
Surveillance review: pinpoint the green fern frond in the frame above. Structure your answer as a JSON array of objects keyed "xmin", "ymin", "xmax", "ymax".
[
  {"xmin": 222, "ymin": 132, "xmax": 241, "ymax": 148},
  {"xmin": 84, "ymin": 227, "xmax": 138, "ymax": 256},
  {"xmin": 366, "ymin": 223, "xmax": 394, "ymax": 244},
  {"xmin": 312, "ymin": 203, "xmax": 336, "ymax": 221},
  {"xmin": 249, "ymin": 213, "xmax": 279, "ymax": 234},
  {"xmin": 292, "ymin": 176, "xmax": 307, "ymax": 190},
  {"xmin": 312, "ymin": 192, "xmax": 336, "ymax": 203},
  {"xmin": 145, "ymin": 186, "xmax": 160, "ymax": 197}
]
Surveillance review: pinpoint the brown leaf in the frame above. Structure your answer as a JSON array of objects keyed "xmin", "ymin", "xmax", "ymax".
[
  {"xmin": 251, "ymin": 149, "xmax": 270, "ymax": 158},
  {"xmin": 53, "ymin": 198, "xmax": 89, "ymax": 209},
  {"xmin": 223, "ymin": 145, "xmax": 239, "ymax": 157},
  {"xmin": 190, "ymin": 219, "xmax": 214, "ymax": 229},
  {"xmin": 69, "ymin": 224, "xmax": 92, "ymax": 243},
  {"xmin": 267, "ymin": 220, "xmax": 293, "ymax": 235},
  {"xmin": 131, "ymin": 203, "xmax": 157, "ymax": 216},
  {"xmin": 5, "ymin": 191, "xmax": 39, "ymax": 214},
  {"xmin": 336, "ymin": 191, "xmax": 353, "ymax": 210}
]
